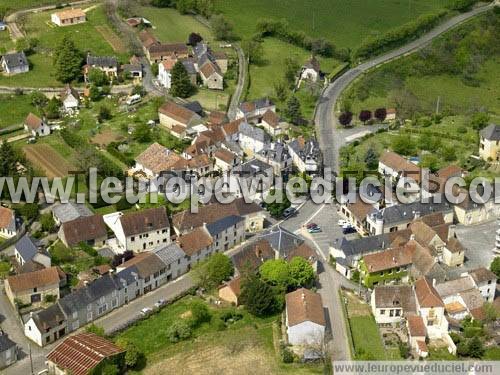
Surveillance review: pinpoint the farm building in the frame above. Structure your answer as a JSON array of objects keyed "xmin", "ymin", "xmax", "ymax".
[
  {"xmin": 1, "ymin": 52, "xmax": 29, "ymax": 75},
  {"xmin": 51, "ymin": 9, "xmax": 86, "ymax": 27},
  {"xmin": 24, "ymin": 113, "xmax": 50, "ymax": 137}
]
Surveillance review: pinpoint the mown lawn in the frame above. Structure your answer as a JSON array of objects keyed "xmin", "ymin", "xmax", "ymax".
[
  {"xmin": 348, "ymin": 315, "xmax": 388, "ymax": 360},
  {"xmin": 0, "ymin": 4, "xmax": 127, "ymax": 87},
  {"xmin": 0, "ymin": 94, "xmax": 40, "ymax": 128},
  {"xmin": 0, "ymin": 0, "xmax": 60, "ymax": 12},
  {"xmin": 138, "ymin": 6, "xmax": 213, "ymax": 44},
  {"xmin": 214, "ymin": 0, "xmax": 454, "ymax": 49}
]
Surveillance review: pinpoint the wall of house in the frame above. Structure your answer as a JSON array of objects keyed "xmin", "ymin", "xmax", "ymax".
[
  {"xmin": 239, "ymin": 135, "xmax": 265, "ymax": 155},
  {"xmin": 442, "ymin": 248, "xmax": 464, "ymax": 267},
  {"xmin": 370, "ymin": 293, "xmax": 405, "ymax": 324},
  {"xmin": 0, "ymin": 345, "xmax": 17, "ymax": 369},
  {"xmin": 479, "ymin": 138, "xmax": 500, "ymax": 161},
  {"xmin": 419, "ymin": 306, "xmax": 448, "ymax": 340},
  {"xmin": 204, "ymin": 74, "xmax": 223, "ymax": 90},
  {"xmin": 244, "ymin": 212, "xmax": 265, "ymax": 233},
  {"xmin": 25, "ymin": 316, "xmax": 67, "ymax": 347},
  {"xmin": 5, "ymin": 281, "xmax": 59, "ymax": 308},
  {"xmin": 476, "ymin": 281, "xmax": 496, "ymax": 302},
  {"xmin": 218, "ymin": 286, "xmax": 238, "ymax": 305},
  {"xmin": 125, "ymin": 227, "xmax": 170, "ymax": 252},
  {"xmin": 287, "ymin": 321, "xmax": 325, "ymax": 346},
  {"xmin": 0, "ymin": 226, "xmax": 15, "ymax": 239},
  {"xmin": 212, "ymin": 222, "xmax": 245, "ymax": 252},
  {"xmin": 454, "ymin": 203, "xmax": 500, "ymax": 226},
  {"xmin": 159, "ymin": 113, "xmax": 186, "ymax": 130}
]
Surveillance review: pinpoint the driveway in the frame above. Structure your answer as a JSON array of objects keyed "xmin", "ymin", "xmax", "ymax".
[{"xmin": 314, "ymin": 2, "xmax": 495, "ymax": 173}]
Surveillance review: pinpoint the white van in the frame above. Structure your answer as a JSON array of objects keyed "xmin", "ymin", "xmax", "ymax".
[{"xmin": 126, "ymin": 94, "xmax": 142, "ymax": 106}]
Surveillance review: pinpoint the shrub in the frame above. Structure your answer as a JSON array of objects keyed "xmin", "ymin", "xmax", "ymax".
[
  {"xmin": 167, "ymin": 321, "xmax": 192, "ymax": 343},
  {"xmin": 281, "ymin": 346, "xmax": 294, "ymax": 363},
  {"xmin": 220, "ymin": 309, "xmax": 243, "ymax": 323},
  {"xmin": 86, "ymin": 324, "xmax": 105, "ymax": 337},
  {"xmin": 189, "ymin": 301, "xmax": 211, "ymax": 327}
]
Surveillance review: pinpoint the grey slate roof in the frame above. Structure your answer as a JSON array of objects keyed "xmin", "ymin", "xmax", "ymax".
[
  {"xmin": 181, "ymin": 59, "xmax": 197, "ymax": 75},
  {"xmin": 1, "ymin": 51, "xmax": 28, "ymax": 70},
  {"xmin": 58, "ymin": 274, "xmax": 121, "ymax": 315},
  {"xmin": 31, "ymin": 302, "xmax": 66, "ymax": 331},
  {"xmin": 52, "ymin": 202, "xmax": 93, "ymax": 224},
  {"xmin": 238, "ymin": 98, "xmax": 275, "ymax": 114},
  {"xmin": 152, "ymin": 243, "xmax": 185, "ymax": 266},
  {"xmin": 86, "ymin": 55, "xmax": 118, "ymax": 68},
  {"xmin": 0, "ymin": 333, "xmax": 16, "ymax": 352},
  {"xmin": 184, "ymin": 101, "xmax": 204, "ymax": 116},
  {"xmin": 15, "ymin": 235, "xmax": 39, "ymax": 262},
  {"xmin": 238, "ymin": 122, "xmax": 271, "ymax": 143},
  {"xmin": 258, "ymin": 226, "xmax": 304, "ymax": 257},
  {"xmin": 480, "ymin": 124, "xmax": 500, "ymax": 141},
  {"xmin": 206, "ymin": 215, "xmax": 244, "ymax": 236},
  {"xmin": 369, "ymin": 201, "xmax": 453, "ymax": 225},
  {"xmin": 257, "ymin": 142, "xmax": 290, "ymax": 164},
  {"xmin": 435, "ymin": 276, "xmax": 476, "ymax": 298},
  {"xmin": 234, "ymin": 158, "xmax": 273, "ymax": 177},
  {"xmin": 289, "ymin": 137, "xmax": 320, "ymax": 162},
  {"xmin": 333, "ymin": 234, "xmax": 394, "ymax": 267}
]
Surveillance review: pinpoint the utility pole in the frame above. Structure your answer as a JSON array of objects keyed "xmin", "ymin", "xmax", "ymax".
[
  {"xmin": 29, "ymin": 343, "xmax": 34, "ymax": 375},
  {"xmin": 436, "ymin": 96, "xmax": 441, "ymax": 115}
]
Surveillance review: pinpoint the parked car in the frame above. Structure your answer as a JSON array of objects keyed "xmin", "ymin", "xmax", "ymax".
[
  {"xmin": 308, "ymin": 226, "xmax": 322, "ymax": 233},
  {"xmin": 306, "ymin": 223, "xmax": 318, "ymax": 229},
  {"xmin": 140, "ymin": 307, "xmax": 153, "ymax": 316},
  {"xmin": 282, "ymin": 207, "xmax": 296, "ymax": 219},
  {"xmin": 342, "ymin": 223, "xmax": 354, "ymax": 229},
  {"xmin": 154, "ymin": 299, "xmax": 167, "ymax": 309},
  {"xmin": 338, "ymin": 219, "xmax": 348, "ymax": 226},
  {"xmin": 342, "ymin": 226, "xmax": 357, "ymax": 234}
]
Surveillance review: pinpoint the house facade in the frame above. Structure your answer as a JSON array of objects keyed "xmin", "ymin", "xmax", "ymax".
[
  {"xmin": 24, "ymin": 113, "xmax": 50, "ymax": 137},
  {"xmin": 58, "ymin": 214, "xmax": 107, "ymax": 248},
  {"xmin": 1, "ymin": 52, "xmax": 29, "ymax": 75},
  {"xmin": 0, "ymin": 333, "xmax": 17, "ymax": 370},
  {"xmin": 479, "ymin": 124, "xmax": 500, "ymax": 161},
  {"xmin": 0, "ymin": 206, "xmax": 17, "ymax": 239},
  {"xmin": 84, "ymin": 55, "xmax": 119, "ymax": 82},
  {"xmin": 288, "ymin": 136, "xmax": 321, "ymax": 175},
  {"xmin": 51, "ymin": 9, "xmax": 86, "ymax": 26}
]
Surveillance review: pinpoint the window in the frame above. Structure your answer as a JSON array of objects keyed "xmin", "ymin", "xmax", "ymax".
[
  {"xmin": 380, "ymin": 309, "xmax": 385, "ymax": 315},
  {"xmin": 72, "ymin": 311, "xmax": 77, "ymax": 319},
  {"xmin": 131, "ymin": 236, "xmax": 135, "ymax": 242},
  {"xmin": 145, "ymin": 276, "xmax": 150, "ymax": 283}
]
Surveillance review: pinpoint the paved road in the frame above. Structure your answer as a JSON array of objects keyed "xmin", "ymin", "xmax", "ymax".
[
  {"xmin": 314, "ymin": 2, "xmax": 495, "ymax": 173},
  {"xmin": 227, "ymin": 45, "xmax": 247, "ymax": 120}
]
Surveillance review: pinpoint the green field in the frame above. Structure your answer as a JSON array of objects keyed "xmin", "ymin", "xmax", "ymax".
[
  {"xmin": 0, "ymin": 0, "xmax": 60, "ymax": 13},
  {"xmin": 0, "ymin": 4, "xmax": 127, "ymax": 87},
  {"xmin": 138, "ymin": 6, "xmax": 214, "ymax": 44},
  {"xmin": 0, "ymin": 94, "xmax": 40, "ymax": 128},
  {"xmin": 215, "ymin": 0, "xmax": 454, "ymax": 49},
  {"xmin": 342, "ymin": 12, "xmax": 500, "ymax": 118}
]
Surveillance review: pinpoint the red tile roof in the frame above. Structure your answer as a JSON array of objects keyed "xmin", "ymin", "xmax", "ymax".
[
  {"xmin": 415, "ymin": 277, "xmax": 444, "ymax": 308},
  {"xmin": 159, "ymin": 101, "xmax": 198, "ymax": 125},
  {"xmin": 24, "ymin": 113, "xmax": 44, "ymax": 130},
  {"xmin": 286, "ymin": 288, "xmax": 325, "ymax": 327},
  {"xmin": 0, "ymin": 206, "xmax": 14, "ymax": 230},
  {"xmin": 407, "ymin": 315, "xmax": 426, "ymax": 337},
  {"xmin": 47, "ymin": 333, "xmax": 124, "ymax": 375},
  {"xmin": 7, "ymin": 266, "xmax": 61, "ymax": 293}
]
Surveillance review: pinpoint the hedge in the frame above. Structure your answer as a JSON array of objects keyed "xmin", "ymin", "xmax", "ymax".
[{"xmin": 355, "ymin": 10, "xmax": 448, "ymax": 59}]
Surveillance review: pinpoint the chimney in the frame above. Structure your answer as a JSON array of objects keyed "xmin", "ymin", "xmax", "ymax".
[
  {"xmin": 414, "ymin": 211, "xmax": 421, "ymax": 219},
  {"xmin": 432, "ymin": 278, "xmax": 436, "ymax": 287},
  {"xmin": 392, "ymin": 256, "xmax": 396, "ymax": 264}
]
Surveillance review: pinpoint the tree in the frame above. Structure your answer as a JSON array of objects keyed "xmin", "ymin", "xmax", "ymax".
[
  {"xmin": 471, "ymin": 112, "xmax": 490, "ymax": 130},
  {"xmin": 98, "ymin": 105, "xmax": 112, "ymax": 122},
  {"xmin": 151, "ymin": 0, "xmax": 172, "ymax": 7},
  {"xmin": 260, "ymin": 259, "xmax": 290, "ymax": 288},
  {"xmin": 53, "ymin": 36, "xmax": 83, "ymax": 83},
  {"xmin": 167, "ymin": 320, "xmax": 192, "ymax": 342},
  {"xmin": 189, "ymin": 301, "xmax": 211, "ymax": 327},
  {"xmin": 284, "ymin": 95, "xmax": 302, "ymax": 125},
  {"xmin": 131, "ymin": 85, "xmax": 145, "ymax": 96},
  {"xmin": 16, "ymin": 203, "xmax": 39, "ymax": 221},
  {"xmin": 288, "ymin": 257, "xmax": 315, "ymax": 288},
  {"xmin": 273, "ymin": 80, "xmax": 288, "ymax": 103},
  {"xmin": 89, "ymin": 85, "xmax": 101, "ymax": 102},
  {"xmin": 468, "ymin": 336, "xmax": 485, "ymax": 358},
  {"xmin": 364, "ymin": 147, "xmax": 378, "ymax": 169},
  {"xmin": 239, "ymin": 274, "xmax": 277, "ymax": 317},
  {"xmin": 359, "ymin": 110, "xmax": 372, "ymax": 124},
  {"xmin": 0, "ymin": 6, "xmax": 9, "ymax": 21},
  {"xmin": 483, "ymin": 302, "xmax": 498, "ymax": 323},
  {"xmin": 45, "ymin": 97, "xmax": 61, "ymax": 119},
  {"xmin": 391, "ymin": 135, "xmax": 415, "ymax": 155},
  {"xmin": 29, "ymin": 91, "xmax": 48, "ymax": 108},
  {"xmin": 40, "ymin": 213, "xmax": 56, "ymax": 233},
  {"xmin": 188, "ymin": 32, "xmax": 203, "ymax": 46},
  {"xmin": 338, "ymin": 111, "xmax": 353, "ymax": 126},
  {"xmin": 101, "ymin": 363, "xmax": 119, "ymax": 375},
  {"xmin": 374, "ymin": 108, "xmax": 387, "ymax": 122},
  {"xmin": 87, "ymin": 68, "xmax": 109, "ymax": 86},
  {"xmin": 210, "ymin": 14, "xmax": 234, "ymax": 41},
  {"xmin": 0, "ymin": 141, "xmax": 18, "ymax": 177},
  {"xmin": 193, "ymin": 253, "xmax": 233, "ymax": 290},
  {"xmin": 132, "ymin": 123, "xmax": 152, "ymax": 143},
  {"xmin": 491, "ymin": 257, "xmax": 500, "ymax": 278},
  {"xmin": 115, "ymin": 338, "xmax": 141, "ymax": 368},
  {"xmin": 284, "ymin": 57, "xmax": 300, "ymax": 88},
  {"xmin": 170, "ymin": 61, "xmax": 195, "ymax": 98},
  {"xmin": 390, "ymin": 88, "xmax": 419, "ymax": 120},
  {"xmin": 242, "ymin": 39, "xmax": 264, "ymax": 64}
]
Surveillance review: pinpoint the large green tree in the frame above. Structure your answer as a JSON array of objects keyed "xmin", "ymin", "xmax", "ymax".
[
  {"xmin": 288, "ymin": 257, "xmax": 315, "ymax": 288},
  {"xmin": 193, "ymin": 253, "xmax": 234, "ymax": 290},
  {"xmin": 239, "ymin": 274, "xmax": 277, "ymax": 317},
  {"xmin": 259, "ymin": 259, "xmax": 290, "ymax": 288},
  {"xmin": 210, "ymin": 14, "xmax": 234, "ymax": 41},
  {"xmin": 53, "ymin": 36, "xmax": 83, "ymax": 83},
  {"xmin": 0, "ymin": 141, "xmax": 18, "ymax": 177},
  {"xmin": 170, "ymin": 61, "xmax": 195, "ymax": 98},
  {"xmin": 491, "ymin": 257, "xmax": 500, "ymax": 278},
  {"xmin": 284, "ymin": 95, "xmax": 302, "ymax": 125}
]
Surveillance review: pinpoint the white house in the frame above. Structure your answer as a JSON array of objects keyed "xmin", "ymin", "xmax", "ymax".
[
  {"xmin": 414, "ymin": 278, "xmax": 448, "ymax": 340},
  {"xmin": 288, "ymin": 136, "xmax": 321, "ymax": 175},
  {"xmin": 199, "ymin": 61, "xmax": 223, "ymax": 90},
  {"xmin": 14, "ymin": 235, "xmax": 51, "ymax": 269},
  {"xmin": 299, "ymin": 56, "xmax": 321, "ymax": 83},
  {"xmin": 238, "ymin": 121, "xmax": 270, "ymax": 156},
  {"xmin": 24, "ymin": 113, "xmax": 50, "ymax": 137},
  {"xmin": 371, "ymin": 285, "xmax": 416, "ymax": 324},
  {"xmin": 285, "ymin": 288, "xmax": 326, "ymax": 347},
  {"xmin": 60, "ymin": 85, "xmax": 79, "ymax": 112},
  {"xmin": 236, "ymin": 98, "xmax": 275, "ymax": 120},
  {"xmin": 157, "ymin": 58, "xmax": 176, "ymax": 89},
  {"xmin": 103, "ymin": 207, "xmax": 170, "ymax": 253},
  {"xmin": 51, "ymin": 9, "xmax": 86, "ymax": 27},
  {"xmin": 469, "ymin": 267, "xmax": 497, "ymax": 302},
  {"xmin": 0, "ymin": 206, "xmax": 17, "ymax": 239}
]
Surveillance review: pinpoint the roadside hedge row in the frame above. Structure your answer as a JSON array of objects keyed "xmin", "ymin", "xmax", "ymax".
[
  {"xmin": 60, "ymin": 128, "xmax": 124, "ymax": 178},
  {"xmin": 354, "ymin": 10, "xmax": 448, "ymax": 59},
  {"xmin": 255, "ymin": 19, "xmax": 349, "ymax": 60}
]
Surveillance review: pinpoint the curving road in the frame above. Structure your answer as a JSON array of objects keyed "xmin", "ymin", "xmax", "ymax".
[
  {"xmin": 227, "ymin": 45, "xmax": 247, "ymax": 120},
  {"xmin": 314, "ymin": 2, "xmax": 496, "ymax": 173}
]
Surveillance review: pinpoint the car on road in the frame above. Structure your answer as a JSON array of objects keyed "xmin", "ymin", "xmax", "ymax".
[
  {"xmin": 140, "ymin": 307, "xmax": 153, "ymax": 316},
  {"xmin": 306, "ymin": 223, "xmax": 318, "ymax": 229},
  {"xmin": 338, "ymin": 219, "xmax": 348, "ymax": 226},
  {"xmin": 154, "ymin": 299, "xmax": 167, "ymax": 309},
  {"xmin": 342, "ymin": 226, "xmax": 357, "ymax": 234},
  {"xmin": 308, "ymin": 226, "xmax": 322, "ymax": 233},
  {"xmin": 282, "ymin": 207, "xmax": 296, "ymax": 219}
]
